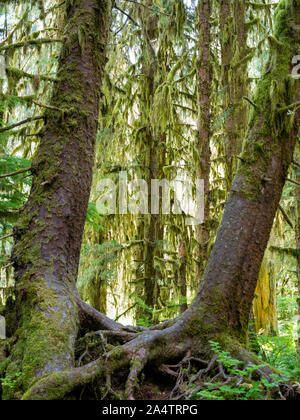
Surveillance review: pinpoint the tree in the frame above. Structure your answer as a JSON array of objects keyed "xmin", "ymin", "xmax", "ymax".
[
  {"xmin": 220, "ymin": 0, "xmax": 249, "ymax": 191},
  {"xmin": 195, "ymin": 0, "xmax": 212, "ymax": 278},
  {"xmin": 1, "ymin": 0, "xmax": 299, "ymax": 400},
  {"xmin": 1, "ymin": 0, "xmax": 113, "ymax": 399}
]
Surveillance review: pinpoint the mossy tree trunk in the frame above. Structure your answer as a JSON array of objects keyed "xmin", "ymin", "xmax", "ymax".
[
  {"xmin": 88, "ymin": 232, "xmax": 107, "ymax": 314},
  {"xmin": 2, "ymin": 0, "xmax": 112, "ymax": 399},
  {"xmin": 253, "ymin": 254, "xmax": 278, "ymax": 336},
  {"xmin": 220, "ymin": 0, "xmax": 249, "ymax": 192},
  {"xmin": 195, "ymin": 0, "xmax": 212, "ymax": 279},
  {"xmin": 295, "ymin": 152, "xmax": 300, "ymax": 358},
  {"xmin": 135, "ymin": 1, "xmax": 166, "ymax": 322},
  {"xmin": 178, "ymin": 239, "xmax": 188, "ymax": 313}
]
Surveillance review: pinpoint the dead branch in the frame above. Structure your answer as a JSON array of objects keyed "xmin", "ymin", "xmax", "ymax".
[
  {"xmin": 0, "ymin": 117, "xmax": 44, "ymax": 133},
  {"xmin": 0, "ymin": 168, "xmax": 31, "ymax": 179}
]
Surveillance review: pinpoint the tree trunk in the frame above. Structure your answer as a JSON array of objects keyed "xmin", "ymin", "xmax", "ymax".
[
  {"xmin": 3, "ymin": 0, "xmax": 112, "ymax": 399},
  {"xmin": 195, "ymin": 0, "xmax": 212, "ymax": 279},
  {"xmin": 295, "ymin": 154, "xmax": 300, "ymax": 358},
  {"xmin": 220, "ymin": 0, "xmax": 249, "ymax": 191},
  {"xmin": 253, "ymin": 254, "xmax": 277, "ymax": 336},
  {"xmin": 136, "ymin": 1, "xmax": 165, "ymax": 321},
  {"xmin": 178, "ymin": 240, "xmax": 188, "ymax": 313}
]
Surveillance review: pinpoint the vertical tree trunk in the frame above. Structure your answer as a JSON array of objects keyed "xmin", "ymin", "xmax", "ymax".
[
  {"xmin": 195, "ymin": 0, "xmax": 212, "ymax": 278},
  {"xmin": 295, "ymin": 157, "xmax": 300, "ymax": 358},
  {"xmin": 182, "ymin": 0, "xmax": 300, "ymax": 344},
  {"xmin": 253, "ymin": 254, "xmax": 277, "ymax": 336},
  {"xmin": 179, "ymin": 240, "xmax": 188, "ymax": 313},
  {"xmin": 87, "ymin": 232, "xmax": 107, "ymax": 314},
  {"xmin": 5, "ymin": 0, "xmax": 111, "ymax": 398},
  {"xmin": 136, "ymin": 1, "xmax": 165, "ymax": 320},
  {"xmin": 220, "ymin": 0, "xmax": 249, "ymax": 191}
]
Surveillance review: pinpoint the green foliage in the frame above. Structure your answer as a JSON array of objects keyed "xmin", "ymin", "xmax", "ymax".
[
  {"xmin": 0, "ymin": 155, "xmax": 32, "ymax": 232},
  {"xmin": 136, "ymin": 314, "xmax": 153, "ymax": 328},
  {"xmin": 86, "ymin": 203, "xmax": 104, "ymax": 231},
  {"xmin": 194, "ymin": 341, "xmax": 290, "ymax": 401},
  {"xmin": 255, "ymin": 293, "xmax": 299, "ymax": 378},
  {"xmin": 0, "ymin": 363, "xmax": 22, "ymax": 390},
  {"xmin": 258, "ymin": 334, "xmax": 299, "ymax": 378}
]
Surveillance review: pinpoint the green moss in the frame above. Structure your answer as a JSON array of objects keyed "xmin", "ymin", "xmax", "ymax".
[
  {"xmin": 3, "ymin": 279, "xmax": 78, "ymax": 399},
  {"xmin": 3, "ymin": 0, "xmax": 112, "ymax": 400},
  {"xmin": 235, "ymin": 0, "xmax": 299, "ymax": 201}
]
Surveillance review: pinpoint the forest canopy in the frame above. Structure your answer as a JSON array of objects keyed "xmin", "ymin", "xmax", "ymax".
[{"xmin": 0, "ymin": 0, "xmax": 299, "ymax": 401}]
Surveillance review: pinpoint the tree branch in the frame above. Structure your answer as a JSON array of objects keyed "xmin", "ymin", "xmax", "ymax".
[
  {"xmin": 0, "ymin": 167, "xmax": 31, "ymax": 179},
  {"xmin": 123, "ymin": 0, "xmax": 170, "ymax": 16},
  {"xmin": 0, "ymin": 38, "xmax": 63, "ymax": 52},
  {"xmin": 0, "ymin": 116, "xmax": 44, "ymax": 133},
  {"xmin": 287, "ymin": 178, "xmax": 300, "ymax": 186},
  {"xmin": 114, "ymin": 5, "xmax": 139, "ymax": 26},
  {"xmin": 0, "ymin": 233, "xmax": 13, "ymax": 241},
  {"xmin": 243, "ymin": 96, "xmax": 259, "ymax": 110},
  {"xmin": 278, "ymin": 100, "xmax": 300, "ymax": 113},
  {"xmin": 6, "ymin": 67, "xmax": 58, "ymax": 83},
  {"xmin": 32, "ymin": 100, "xmax": 62, "ymax": 112},
  {"xmin": 278, "ymin": 204, "xmax": 294, "ymax": 229},
  {"xmin": 292, "ymin": 159, "xmax": 300, "ymax": 168}
]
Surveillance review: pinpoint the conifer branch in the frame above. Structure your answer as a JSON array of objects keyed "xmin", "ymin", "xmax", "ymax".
[
  {"xmin": 0, "ymin": 116, "xmax": 44, "ymax": 133},
  {"xmin": 0, "ymin": 233, "xmax": 13, "ymax": 241},
  {"xmin": 114, "ymin": 5, "xmax": 139, "ymax": 26},
  {"xmin": 0, "ymin": 167, "xmax": 31, "ymax": 179},
  {"xmin": 0, "ymin": 38, "xmax": 63, "ymax": 52},
  {"xmin": 278, "ymin": 204, "xmax": 294, "ymax": 229},
  {"xmin": 32, "ymin": 100, "xmax": 62, "ymax": 112},
  {"xmin": 287, "ymin": 178, "xmax": 300, "ymax": 186}
]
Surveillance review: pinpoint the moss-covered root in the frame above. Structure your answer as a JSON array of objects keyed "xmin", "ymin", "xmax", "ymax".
[
  {"xmin": 22, "ymin": 358, "xmax": 103, "ymax": 400},
  {"xmin": 21, "ymin": 327, "xmax": 188, "ymax": 400},
  {"xmin": 124, "ymin": 349, "xmax": 147, "ymax": 400},
  {"xmin": 20, "ymin": 326, "xmax": 279, "ymax": 401},
  {"xmin": 22, "ymin": 344, "xmax": 136, "ymax": 400}
]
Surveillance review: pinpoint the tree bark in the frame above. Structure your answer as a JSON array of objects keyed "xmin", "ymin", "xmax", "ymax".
[
  {"xmin": 178, "ymin": 240, "xmax": 188, "ymax": 313},
  {"xmin": 253, "ymin": 254, "xmax": 277, "ymax": 336},
  {"xmin": 220, "ymin": 0, "xmax": 249, "ymax": 191},
  {"xmin": 195, "ymin": 0, "xmax": 212, "ymax": 279},
  {"xmin": 294, "ymin": 153, "xmax": 300, "ymax": 358},
  {"xmin": 136, "ymin": 1, "xmax": 165, "ymax": 321},
  {"xmin": 3, "ymin": 0, "xmax": 112, "ymax": 399}
]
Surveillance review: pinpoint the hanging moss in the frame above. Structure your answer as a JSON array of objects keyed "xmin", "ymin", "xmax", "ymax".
[{"xmin": 237, "ymin": 0, "xmax": 299, "ymax": 201}]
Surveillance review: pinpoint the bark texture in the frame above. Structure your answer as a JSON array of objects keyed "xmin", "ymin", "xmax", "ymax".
[
  {"xmin": 195, "ymin": 0, "xmax": 212, "ymax": 278},
  {"xmin": 220, "ymin": 0, "xmax": 249, "ymax": 191},
  {"xmin": 3, "ymin": 0, "xmax": 112, "ymax": 399},
  {"xmin": 295, "ymin": 155, "xmax": 300, "ymax": 358},
  {"xmin": 253, "ymin": 255, "xmax": 277, "ymax": 336}
]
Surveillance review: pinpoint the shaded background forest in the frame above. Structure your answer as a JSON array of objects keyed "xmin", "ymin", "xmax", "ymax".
[{"xmin": 0, "ymin": 0, "xmax": 299, "ymax": 382}]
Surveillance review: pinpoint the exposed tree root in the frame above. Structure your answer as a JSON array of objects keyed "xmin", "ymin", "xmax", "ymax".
[
  {"xmin": 22, "ymin": 325, "xmax": 190, "ymax": 400},
  {"xmin": 76, "ymin": 296, "xmax": 131, "ymax": 332},
  {"xmin": 125, "ymin": 349, "xmax": 147, "ymax": 400},
  {"xmin": 2, "ymin": 294, "xmax": 298, "ymax": 401},
  {"xmin": 19, "ymin": 314, "xmax": 298, "ymax": 401}
]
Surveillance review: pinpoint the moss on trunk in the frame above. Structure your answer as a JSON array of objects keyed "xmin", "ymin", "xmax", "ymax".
[{"xmin": 2, "ymin": 0, "xmax": 112, "ymax": 399}]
